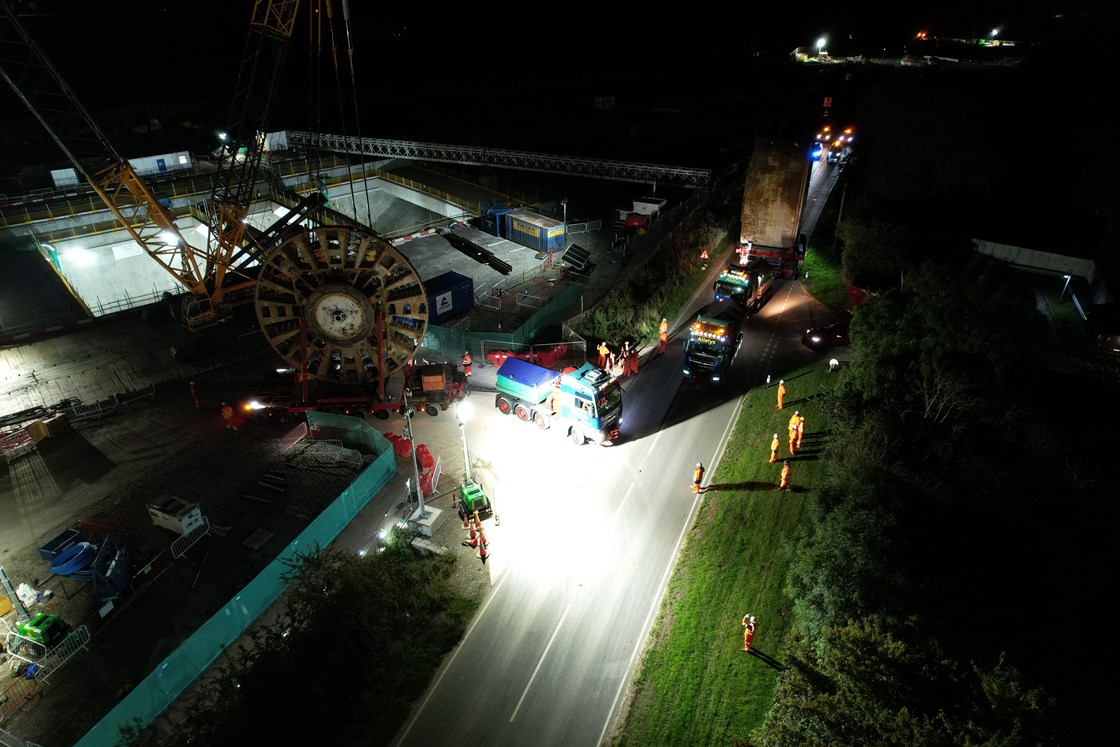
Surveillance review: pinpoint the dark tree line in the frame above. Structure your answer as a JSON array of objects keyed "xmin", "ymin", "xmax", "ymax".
[{"xmin": 757, "ymin": 61, "xmax": 1111, "ymax": 745}]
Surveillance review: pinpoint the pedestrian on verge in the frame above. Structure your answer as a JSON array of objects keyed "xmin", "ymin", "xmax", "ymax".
[
  {"xmin": 742, "ymin": 614, "xmax": 757, "ymax": 652},
  {"xmin": 769, "ymin": 433, "xmax": 780, "ymax": 464},
  {"xmin": 659, "ymin": 318, "xmax": 669, "ymax": 355},
  {"xmin": 777, "ymin": 379, "xmax": 787, "ymax": 410},
  {"xmin": 796, "ymin": 414, "xmax": 806, "ymax": 449},
  {"xmin": 779, "ymin": 460, "xmax": 791, "ymax": 491}
]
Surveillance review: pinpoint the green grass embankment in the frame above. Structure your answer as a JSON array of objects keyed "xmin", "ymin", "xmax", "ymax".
[{"xmin": 615, "ymin": 365, "xmax": 839, "ymax": 746}]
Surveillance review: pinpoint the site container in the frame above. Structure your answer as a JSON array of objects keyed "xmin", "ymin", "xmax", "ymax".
[
  {"xmin": 424, "ymin": 271, "xmax": 474, "ymax": 325},
  {"xmin": 481, "ymin": 204, "xmax": 514, "ymax": 237},
  {"xmin": 501, "ymin": 210, "xmax": 565, "ymax": 254}
]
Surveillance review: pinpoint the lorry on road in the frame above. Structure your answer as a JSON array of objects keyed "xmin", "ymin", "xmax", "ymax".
[
  {"xmin": 493, "ymin": 358, "xmax": 622, "ymax": 445},
  {"xmin": 682, "ymin": 300, "xmax": 747, "ymax": 384},
  {"xmin": 739, "ymin": 138, "xmax": 810, "ymax": 278},
  {"xmin": 713, "ymin": 256, "xmax": 775, "ymax": 310},
  {"xmin": 244, "ymin": 362, "xmax": 467, "ymax": 422}
]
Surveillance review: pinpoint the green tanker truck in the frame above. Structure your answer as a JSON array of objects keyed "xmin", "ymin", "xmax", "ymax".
[{"xmin": 493, "ymin": 358, "xmax": 623, "ymax": 445}]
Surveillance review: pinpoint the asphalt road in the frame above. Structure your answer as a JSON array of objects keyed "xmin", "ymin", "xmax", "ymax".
[{"xmin": 392, "ymin": 269, "xmax": 844, "ymax": 745}]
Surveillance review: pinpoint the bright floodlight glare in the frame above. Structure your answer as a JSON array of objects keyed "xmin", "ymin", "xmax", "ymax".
[
  {"xmin": 457, "ymin": 400, "xmax": 475, "ymax": 423},
  {"xmin": 273, "ymin": 206, "xmax": 291, "ymax": 218},
  {"xmin": 990, "ymin": 28, "xmax": 999, "ymax": 37},
  {"xmin": 218, "ymin": 131, "xmax": 227, "ymax": 141},
  {"xmin": 816, "ymin": 37, "xmax": 826, "ymax": 50},
  {"xmin": 158, "ymin": 231, "xmax": 179, "ymax": 246},
  {"xmin": 63, "ymin": 247, "xmax": 96, "ymax": 267}
]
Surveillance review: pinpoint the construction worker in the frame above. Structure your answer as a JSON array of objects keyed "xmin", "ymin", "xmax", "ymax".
[
  {"xmin": 692, "ymin": 462, "xmax": 704, "ymax": 494},
  {"xmin": 788, "ymin": 430, "xmax": 797, "ymax": 457},
  {"xmin": 796, "ymin": 414, "xmax": 806, "ymax": 449},
  {"xmin": 777, "ymin": 379, "xmax": 787, "ymax": 410},
  {"xmin": 769, "ymin": 433, "xmax": 779, "ymax": 463},
  {"xmin": 189, "ymin": 381, "xmax": 202, "ymax": 410},
  {"xmin": 462, "ymin": 351, "xmax": 473, "ymax": 378},
  {"xmin": 742, "ymin": 614, "xmax": 757, "ymax": 652},
  {"xmin": 597, "ymin": 341, "xmax": 610, "ymax": 369},
  {"xmin": 779, "ymin": 460, "xmax": 791, "ymax": 491},
  {"xmin": 628, "ymin": 343, "xmax": 640, "ymax": 376},
  {"xmin": 659, "ymin": 318, "xmax": 668, "ymax": 354},
  {"xmin": 220, "ymin": 402, "xmax": 237, "ymax": 431},
  {"xmin": 620, "ymin": 342, "xmax": 632, "ymax": 377},
  {"xmin": 788, "ymin": 411, "xmax": 800, "ymax": 446}
]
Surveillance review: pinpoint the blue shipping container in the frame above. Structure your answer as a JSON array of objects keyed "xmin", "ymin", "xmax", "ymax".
[
  {"xmin": 481, "ymin": 204, "xmax": 513, "ymax": 238},
  {"xmin": 501, "ymin": 210, "xmax": 566, "ymax": 254},
  {"xmin": 424, "ymin": 271, "xmax": 474, "ymax": 325}
]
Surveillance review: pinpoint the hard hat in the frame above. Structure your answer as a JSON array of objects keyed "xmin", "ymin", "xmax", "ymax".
[
  {"xmin": 773, "ymin": 433, "xmax": 778, "ymax": 439},
  {"xmin": 696, "ymin": 462, "xmax": 702, "ymax": 467},
  {"xmin": 750, "ymin": 616, "xmax": 756, "ymax": 623},
  {"xmin": 794, "ymin": 411, "xmax": 799, "ymax": 415},
  {"xmin": 784, "ymin": 460, "xmax": 790, "ymax": 464},
  {"xmin": 779, "ymin": 379, "xmax": 784, "ymax": 384}
]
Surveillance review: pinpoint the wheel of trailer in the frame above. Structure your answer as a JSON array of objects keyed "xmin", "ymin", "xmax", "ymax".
[
  {"xmin": 496, "ymin": 396, "xmax": 513, "ymax": 415},
  {"xmin": 278, "ymin": 411, "xmax": 293, "ymax": 424},
  {"xmin": 354, "ymin": 407, "xmax": 369, "ymax": 420},
  {"xmin": 374, "ymin": 409, "xmax": 390, "ymax": 420},
  {"xmin": 533, "ymin": 412, "xmax": 550, "ymax": 430},
  {"xmin": 253, "ymin": 412, "xmax": 267, "ymax": 425},
  {"xmin": 514, "ymin": 404, "xmax": 531, "ymax": 422},
  {"xmin": 570, "ymin": 427, "xmax": 585, "ymax": 445},
  {"xmin": 253, "ymin": 226, "xmax": 428, "ymax": 385},
  {"xmin": 426, "ymin": 404, "xmax": 440, "ymax": 417}
]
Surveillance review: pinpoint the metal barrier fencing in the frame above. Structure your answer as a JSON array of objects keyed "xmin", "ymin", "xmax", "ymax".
[
  {"xmin": 171, "ymin": 518, "xmax": 212, "ymax": 560},
  {"xmin": 0, "ymin": 676, "xmax": 42, "ymax": 727},
  {"xmin": 36, "ymin": 625, "xmax": 91, "ymax": 684},
  {"xmin": 62, "ymin": 397, "xmax": 118, "ymax": 424},
  {"xmin": 277, "ymin": 422, "xmax": 309, "ymax": 454},
  {"xmin": 116, "ymin": 384, "xmax": 156, "ymax": 408}
]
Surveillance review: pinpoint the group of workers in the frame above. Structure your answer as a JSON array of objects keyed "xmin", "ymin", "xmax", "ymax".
[
  {"xmin": 770, "ymin": 380, "xmax": 804, "ymax": 490},
  {"xmin": 596, "ymin": 340, "xmax": 640, "ymax": 377}
]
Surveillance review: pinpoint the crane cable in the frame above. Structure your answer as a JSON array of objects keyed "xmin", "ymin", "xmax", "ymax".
[{"xmin": 340, "ymin": 0, "xmax": 373, "ymax": 227}]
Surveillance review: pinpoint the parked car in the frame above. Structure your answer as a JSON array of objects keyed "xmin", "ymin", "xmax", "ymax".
[{"xmin": 802, "ymin": 322, "xmax": 850, "ymax": 350}]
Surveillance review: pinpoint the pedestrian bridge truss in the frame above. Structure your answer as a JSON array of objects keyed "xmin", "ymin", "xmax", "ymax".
[{"xmin": 283, "ymin": 131, "xmax": 711, "ymax": 189}]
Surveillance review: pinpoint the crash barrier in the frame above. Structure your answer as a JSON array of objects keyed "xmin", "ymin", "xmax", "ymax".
[
  {"xmin": 171, "ymin": 517, "xmax": 211, "ymax": 560},
  {"xmin": 116, "ymin": 384, "xmax": 155, "ymax": 408},
  {"xmin": 75, "ymin": 413, "xmax": 396, "ymax": 746},
  {"xmin": 62, "ymin": 397, "xmax": 117, "ymax": 424}
]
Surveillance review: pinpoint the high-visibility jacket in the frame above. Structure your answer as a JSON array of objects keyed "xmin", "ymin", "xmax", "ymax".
[
  {"xmin": 780, "ymin": 463, "xmax": 791, "ymax": 486},
  {"xmin": 463, "ymin": 353, "xmax": 472, "ymax": 366},
  {"xmin": 770, "ymin": 436, "xmax": 780, "ymax": 453},
  {"xmin": 693, "ymin": 465, "xmax": 704, "ymax": 484},
  {"xmin": 659, "ymin": 319, "xmax": 668, "ymax": 336}
]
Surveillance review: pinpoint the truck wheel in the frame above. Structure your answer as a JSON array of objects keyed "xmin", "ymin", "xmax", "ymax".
[
  {"xmin": 400, "ymin": 405, "xmax": 416, "ymax": 418},
  {"xmin": 373, "ymin": 409, "xmax": 390, "ymax": 420},
  {"xmin": 569, "ymin": 427, "xmax": 585, "ymax": 445},
  {"xmin": 253, "ymin": 413, "xmax": 267, "ymax": 425},
  {"xmin": 278, "ymin": 411, "xmax": 293, "ymax": 424},
  {"xmin": 514, "ymin": 404, "xmax": 531, "ymax": 422},
  {"xmin": 426, "ymin": 404, "xmax": 440, "ymax": 417},
  {"xmin": 533, "ymin": 412, "xmax": 549, "ymax": 430},
  {"xmin": 496, "ymin": 396, "xmax": 513, "ymax": 415}
]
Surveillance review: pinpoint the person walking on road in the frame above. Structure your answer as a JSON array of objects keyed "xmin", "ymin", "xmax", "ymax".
[
  {"xmin": 779, "ymin": 460, "xmax": 791, "ymax": 491},
  {"xmin": 462, "ymin": 351, "xmax": 473, "ymax": 379},
  {"xmin": 659, "ymin": 318, "xmax": 669, "ymax": 355},
  {"xmin": 769, "ymin": 433, "xmax": 780, "ymax": 463},
  {"xmin": 221, "ymin": 402, "xmax": 237, "ymax": 431},
  {"xmin": 777, "ymin": 379, "xmax": 787, "ymax": 410}
]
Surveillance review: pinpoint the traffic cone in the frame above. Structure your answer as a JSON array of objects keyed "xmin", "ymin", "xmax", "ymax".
[
  {"xmin": 469, "ymin": 523, "xmax": 477, "ymax": 540},
  {"xmin": 462, "ymin": 512, "xmax": 471, "ymax": 529},
  {"xmin": 478, "ymin": 531, "xmax": 488, "ymax": 547},
  {"xmin": 479, "ymin": 544, "xmax": 489, "ymax": 563},
  {"xmin": 474, "ymin": 516, "xmax": 484, "ymax": 532},
  {"xmin": 463, "ymin": 536, "xmax": 478, "ymax": 549}
]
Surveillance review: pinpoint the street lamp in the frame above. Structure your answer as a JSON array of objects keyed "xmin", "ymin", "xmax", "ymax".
[
  {"xmin": 816, "ymin": 37, "xmax": 827, "ymax": 57},
  {"xmin": 456, "ymin": 400, "xmax": 475, "ymax": 483},
  {"xmin": 561, "ymin": 198, "xmax": 568, "ymax": 249},
  {"xmin": 402, "ymin": 386, "xmax": 428, "ymax": 519}
]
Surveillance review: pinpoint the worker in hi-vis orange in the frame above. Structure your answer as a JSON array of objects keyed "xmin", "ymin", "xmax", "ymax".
[
  {"xmin": 769, "ymin": 433, "xmax": 780, "ymax": 463},
  {"xmin": 777, "ymin": 379, "xmax": 787, "ymax": 410}
]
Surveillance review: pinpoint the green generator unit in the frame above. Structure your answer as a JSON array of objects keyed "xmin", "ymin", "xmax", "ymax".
[
  {"xmin": 459, "ymin": 481, "xmax": 492, "ymax": 520},
  {"xmin": 17, "ymin": 612, "xmax": 70, "ymax": 646}
]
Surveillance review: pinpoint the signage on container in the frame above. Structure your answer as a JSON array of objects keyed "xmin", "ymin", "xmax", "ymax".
[
  {"xmin": 512, "ymin": 220, "xmax": 541, "ymax": 237},
  {"xmin": 436, "ymin": 291, "xmax": 454, "ymax": 315},
  {"xmin": 547, "ymin": 227, "xmax": 565, "ymax": 238}
]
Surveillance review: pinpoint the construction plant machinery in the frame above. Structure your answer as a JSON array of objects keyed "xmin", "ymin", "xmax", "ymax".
[{"xmin": 0, "ymin": 0, "xmax": 428, "ymax": 392}]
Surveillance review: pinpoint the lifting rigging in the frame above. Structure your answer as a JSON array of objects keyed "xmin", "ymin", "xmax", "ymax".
[{"xmin": 0, "ymin": 0, "xmax": 428, "ymax": 388}]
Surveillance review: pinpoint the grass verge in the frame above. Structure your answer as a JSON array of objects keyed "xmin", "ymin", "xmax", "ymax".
[{"xmin": 613, "ymin": 364, "xmax": 839, "ymax": 746}]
